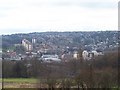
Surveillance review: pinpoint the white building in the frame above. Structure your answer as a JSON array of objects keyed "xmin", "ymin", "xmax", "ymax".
[
  {"xmin": 41, "ymin": 54, "xmax": 61, "ymax": 62},
  {"xmin": 91, "ymin": 50, "xmax": 98, "ymax": 56},
  {"xmin": 73, "ymin": 51, "xmax": 79, "ymax": 59},
  {"xmin": 82, "ymin": 50, "xmax": 90, "ymax": 60},
  {"xmin": 22, "ymin": 39, "xmax": 33, "ymax": 51},
  {"xmin": 82, "ymin": 50, "xmax": 103, "ymax": 60},
  {"xmin": 32, "ymin": 38, "xmax": 36, "ymax": 44}
]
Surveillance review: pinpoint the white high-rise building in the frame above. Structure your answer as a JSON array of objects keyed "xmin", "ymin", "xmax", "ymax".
[{"xmin": 32, "ymin": 38, "xmax": 36, "ymax": 44}]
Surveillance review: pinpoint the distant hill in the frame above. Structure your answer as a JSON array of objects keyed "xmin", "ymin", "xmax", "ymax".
[{"xmin": 2, "ymin": 31, "xmax": 119, "ymax": 51}]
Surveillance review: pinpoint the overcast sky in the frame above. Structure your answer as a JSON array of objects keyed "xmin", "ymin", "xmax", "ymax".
[{"xmin": 0, "ymin": 0, "xmax": 118, "ymax": 35}]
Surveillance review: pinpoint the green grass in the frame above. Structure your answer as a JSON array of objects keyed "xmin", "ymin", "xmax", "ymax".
[{"xmin": 3, "ymin": 78, "xmax": 38, "ymax": 83}]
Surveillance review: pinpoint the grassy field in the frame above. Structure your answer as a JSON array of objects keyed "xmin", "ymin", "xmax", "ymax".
[
  {"xmin": 3, "ymin": 78, "xmax": 38, "ymax": 83},
  {"xmin": 3, "ymin": 78, "xmax": 39, "ymax": 88}
]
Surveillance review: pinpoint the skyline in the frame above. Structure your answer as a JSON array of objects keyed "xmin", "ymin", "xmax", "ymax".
[{"xmin": 0, "ymin": 0, "xmax": 118, "ymax": 35}]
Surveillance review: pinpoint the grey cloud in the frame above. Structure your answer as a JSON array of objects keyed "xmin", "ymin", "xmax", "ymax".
[
  {"xmin": 78, "ymin": 2, "xmax": 117, "ymax": 9},
  {"xmin": 28, "ymin": 1, "xmax": 117, "ymax": 9}
]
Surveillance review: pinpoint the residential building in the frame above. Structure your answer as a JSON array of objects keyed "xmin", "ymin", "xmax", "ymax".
[
  {"xmin": 22, "ymin": 39, "xmax": 33, "ymax": 51},
  {"xmin": 73, "ymin": 51, "xmax": 79, "ymax": 59},
  {"xmin": 82, "ymin": 50, "xmax": 103, "ymax": 60}
]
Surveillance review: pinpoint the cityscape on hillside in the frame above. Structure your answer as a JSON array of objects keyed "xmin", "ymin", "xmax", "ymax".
[{"xmin": 1, "ymin": 31, "xmax": 119, "ymax": 62}]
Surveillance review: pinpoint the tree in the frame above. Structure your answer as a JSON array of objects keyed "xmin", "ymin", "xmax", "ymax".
[
  {"xmin": 14, "ymin": 45, "xmax": 26, "ymax": 54},
  {"xmin": 12, "ymin": 61, "xmax": 27, "ymax": 78}
]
